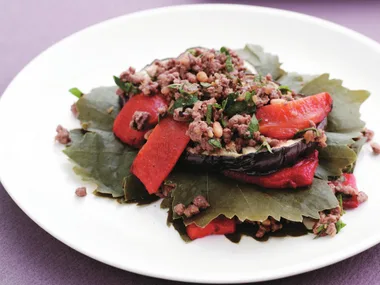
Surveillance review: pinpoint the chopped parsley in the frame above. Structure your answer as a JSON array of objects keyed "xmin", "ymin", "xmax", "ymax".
[
  {"xmin": 69, "ymin": 87, "xmax": 83, "ymax": 98},
  {"xmin": 206, "ymin": 104, "xmax": 213, "ymax": 125},
  {"xmin": 279, "ymin": 85, "xmax": 292, "ymax": 94},
  {"xmin": 257, "ymin": 139, "xmax": 273, "ymax": 153},
  {"xmin": 335, "ymin": 220, "xmax": 346, "ymax": 233},
  {"xmin": 220, "ymin": 46, "xmax": 234, "ymax": 72},
  {"xmin": 248, "ymin": 114, "xmax": 259, "ymax": 134},
  {"xmin": 208, "ymin": 139, "xmax": 222, "ymax": 149},
  {"xmin": 113, "ymin": 76, "xmax": 139, "ymax": 94}
]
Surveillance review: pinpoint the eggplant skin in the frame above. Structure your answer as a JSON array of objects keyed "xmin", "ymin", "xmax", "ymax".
[{"xmin": 184, "ymin": 140, "xmax": 318, "ymax": 176}]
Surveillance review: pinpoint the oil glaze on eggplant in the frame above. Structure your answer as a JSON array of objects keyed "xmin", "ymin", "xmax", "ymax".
[{"xmin": 184, "ymin": 139, "xmax": 318, "ymax": 176}]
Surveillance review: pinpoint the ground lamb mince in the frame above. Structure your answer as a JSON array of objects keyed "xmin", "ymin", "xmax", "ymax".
[
  {"xmin": 328, "ymin": 179, "xmax": 368, "ymax": 204},
  {"xmin": 255, "ymin": 217, "xmax": 283, "ymax": 238},
  {"xmin": 312, "ymin": 207, "xmax": 341, "ymax": 237},
  {"xmin": 130, "ymin": 111, "xmax": 150, "ymax": 131},
  {"xmin": 55, "ymin": 125, "xmax": 71, "ymax": 145},
  {"xmin": 174, "ymin": 195, "xmax": 210, "ymax": 218},
  {"xmin": 370, "ymin": 142, "xmax": 380, "ymax": 154},
  {"xmin": 116, "ymin": 47, "xmax": 308, "ymax": 154},
  {"xmin": 75, "ymin": 187, "xmax": 87, "ymax": 197}
]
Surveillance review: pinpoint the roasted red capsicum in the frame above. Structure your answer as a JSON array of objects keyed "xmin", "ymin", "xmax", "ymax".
[
  {"xmin": 256, "ymin": 92, "xmax": 333, "ymax": 139},
  {"xmin": 341, "ymin": 173, "xmax": 360, "ymax": 209},
  {"xmin": 186, "ymin": 217, "xmax": 236, "ymax": 240},
  {"xmin": 131, "ymin": 117, "xmax": 190, "ymax": 194},
  {"xmin": 223, "ymin": 150, "xmax": 319, "ymax": 189},
  {"xmin": 113, "ymin": 93, "xmax": 168, "ymax": 148}
]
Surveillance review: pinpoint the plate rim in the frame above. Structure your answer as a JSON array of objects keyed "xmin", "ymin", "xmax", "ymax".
[{"xmin": 1, "ymin": 4, "xmax": 380, "ymax": 283}]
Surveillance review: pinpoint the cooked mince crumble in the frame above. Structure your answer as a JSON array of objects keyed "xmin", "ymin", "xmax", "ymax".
[{"xmin": 115, "ymin": 47, "xmax": 325, "ymax": 154}]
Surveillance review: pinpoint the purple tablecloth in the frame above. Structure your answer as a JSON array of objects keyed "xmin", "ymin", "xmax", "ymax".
[{"xmin": 1, "ymin": 1, "xmax": 380, "ymax": 284}]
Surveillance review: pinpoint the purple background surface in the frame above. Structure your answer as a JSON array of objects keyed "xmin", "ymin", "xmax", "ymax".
[{"xmin": 1, "ymin": 1, "xmax": 380, "ymax": 284}]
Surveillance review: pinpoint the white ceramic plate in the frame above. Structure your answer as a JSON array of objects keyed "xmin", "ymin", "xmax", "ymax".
[{"xmin": 0, "ymin": 4, "xmax": 379, "ymax": 284}]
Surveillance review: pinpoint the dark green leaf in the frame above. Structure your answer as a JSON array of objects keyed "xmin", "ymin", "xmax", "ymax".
[
  {"xmin": 64, "ymin": 130, "xmax": 137, "ymax": 198},
  {"xmin": 64, "ymin": 87, "xmax": 156, "ymax": 203},
  {"xmin": 324, "ymin": 131, "xmax": 359, "ymax": 146},
  {"xmin": 208, "ymin": 139, "xmax": 222, "ymax": 149},
  {"xmin": 122, "ymin": 174, "xmax": 158, "ymax": 204},
  {"xmin": 301, "ymin": 74, "xmax": 370, "ymax": 133},
  {"xmin": 206, "ymin": 104, "xmax": 212, "ymax": 125},
  {"xmin": 277, "ymin": 73, "xmax": 316, "ymax": 93},
  {"xmin": 69, "ymin": 87, "xmax": 83, "ymax": 98},
  {"xmin": 161, "ymin": 197, "xmax": 173, "ymax": 209},
  {"xmin": 346, "ymin": 136, "xmax": 367, "ymax": 173},
  {"xmin": 170, "ymin": 172, "xmax": 338, "ymax": 227},
  {"xmin": 248, "ymin": 114, "xmax": 259, "ymax": 134},
  {"xmin": 236, "ymin": 44, "xmax": 284, "ymax": 80},
  {"xmin": 76, "ymin": 86, "xmax": 119, "ymax": 131},
  {"xmin": 315, "ymin": 145, "xmax": 357, "ymax": 179}
]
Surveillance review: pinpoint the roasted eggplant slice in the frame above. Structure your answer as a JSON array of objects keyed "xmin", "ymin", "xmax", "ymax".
[{"xmin": 184, "ymin": 138, "xmax": 318, "ymax": 176}]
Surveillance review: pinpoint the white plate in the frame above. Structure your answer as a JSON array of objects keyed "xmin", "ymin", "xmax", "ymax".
[{"xmin": 0, "ymin": 4, "xmax": 380, "ymax": 284}]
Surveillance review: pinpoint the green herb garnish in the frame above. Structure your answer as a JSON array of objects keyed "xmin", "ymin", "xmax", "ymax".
[
  {"xmin": 337, "ymin": 194, "xmax": 346, "ymax": 215},
  {"xmin": 244, "ymin": 91, "xmax": 255, "ymax": 103},
  {"xmin": 221, "ymin": 118, "xmax": 228, "ymax": 128},
  {"xmin": 187, "ymin": 49, "xmax": 197, "ymax": 56},
  {"xmin": 208, "ymin": 139, "xmax": 222, "ymax": 149},
  {"xmin": 295, "ymin": 127, "xmax": 321, "ymax": 138},
  {"xmin": 248, "ymin": 114, "xmax": 259, "ymax": 134},
  {"xmin": 335, "ymin": 220, "xmax": 346, "ymax": 233},
  {"xmin": 220, "ymin": 46, "xmax": 234, "ymax": 72},
  {"xmin": 213, "ymin": 103, "xmax": 222, "ymax": 109},
  {"xmin": 169, "ymin": 95, "xmax": 198, "ymax": 114},
  {"xmin": 257, "ymin": 139, "xmax": 273, "ymax": 153},
  {"xmin": 113, "ymin": 76, "xmax": 139, "ymax": 94},
  {"xmin": 168, "ymin": 83, "xmax": 198, "ymax": 96},
  {"xmin": 69, "ymin": 87, "xmax": 83, "ymax": 98},
  {"xmin": 221, "ymin": 98, "xmax": 228, "ymax": 110},
  {"xmin": 223, "ymin": 93, "xmax": 256, "ymax": 117},
  {"xmin": 254, "ymin": 74, "xmax": 263, "ymax": 83},
  {"xmin": 168, "ymin": 84, "xmax": 183, "ymax": 90},
  {"xmin": 313, "ymin": 225, "xmax": 327, "ymax": 239},
  {"xmin": 279, "ymin": 85, "xmax": 292, "ymax": 94},
  {"xmin": 206, "ymin": 104, "xmax": 213, "ymax": 125}
]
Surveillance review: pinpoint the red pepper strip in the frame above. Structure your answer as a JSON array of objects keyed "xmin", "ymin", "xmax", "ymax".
[
  {"xmin": 341, "ymin": 173, "xmax": 360, "ymax": 209},
  {"xmin": 131, "ymin": 117, "xmax": 189, "ymax": 194},
  {"xmin": 113, "ymin": 93, "xmax": 168, "ymax": 148},
  {"xmin": 256, "ymin": 92, "xmax": 333, "ymax": 139},
  {"xmin": 342, "ymin": 195, "xmax": 359, "ymax": 209},
  {"xmin": 223, "ymin": 150, "xmax": 319, "ymax": 189},
  {"xmin": 186, "ymin": 217, "xmax": 236, "ymax": 240}
]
